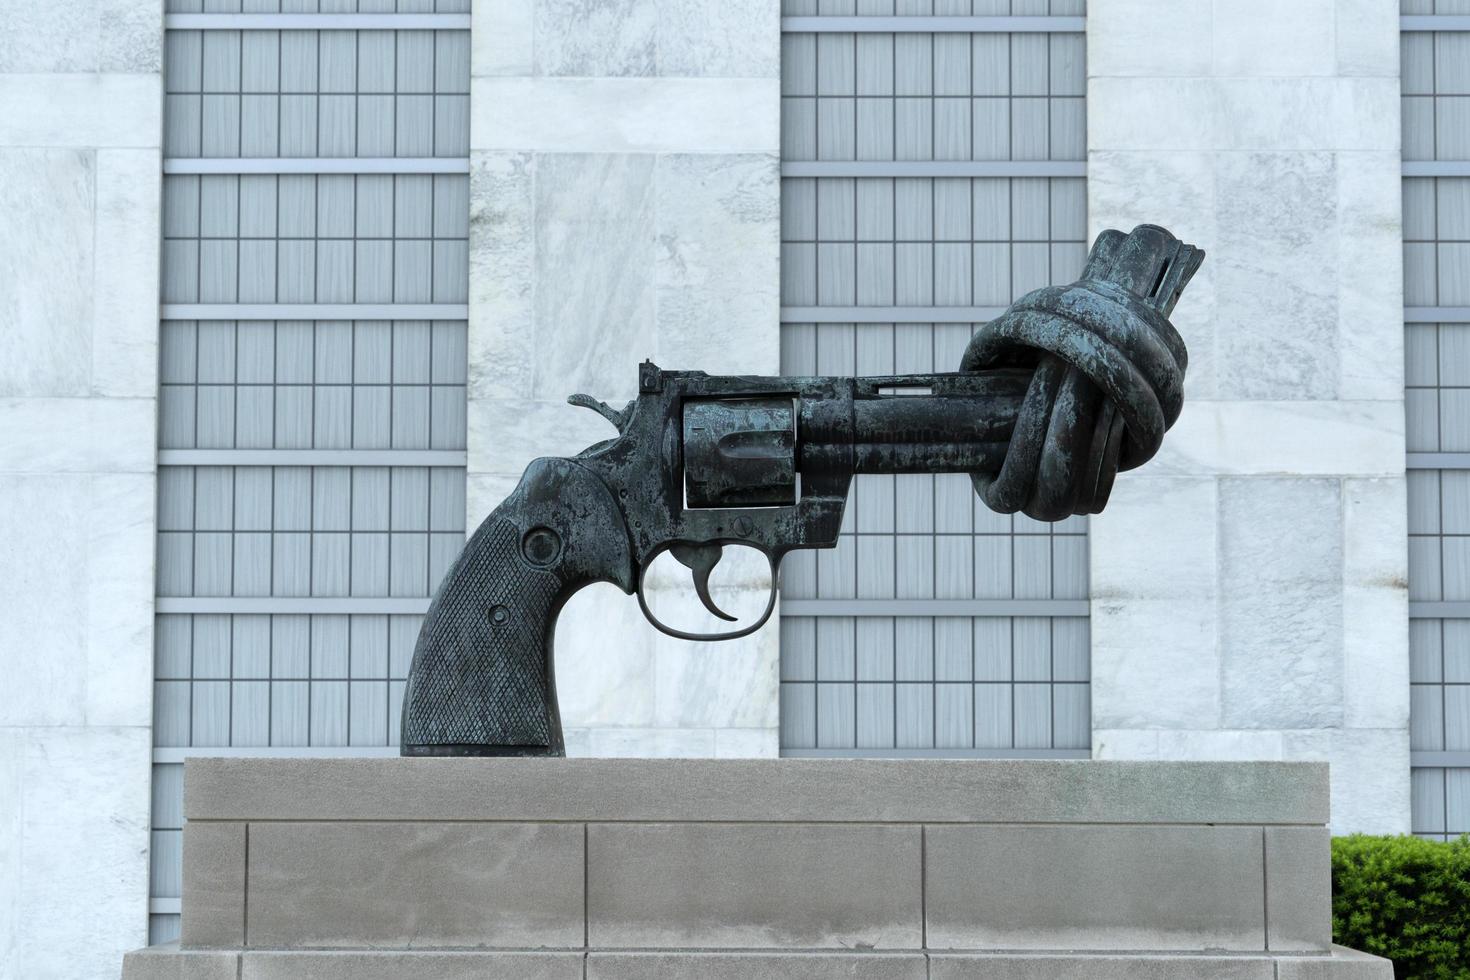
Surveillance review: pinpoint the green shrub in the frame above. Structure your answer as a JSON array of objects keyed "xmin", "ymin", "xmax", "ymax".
[{"xmin": 1332, "ymin": 834, "xmax": 1470, "ymax": 980}]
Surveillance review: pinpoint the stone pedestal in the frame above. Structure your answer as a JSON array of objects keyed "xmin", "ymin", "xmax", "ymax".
[{"xmin": 124, "ymin": 759, "xmax": 1391, "ymax": 979}]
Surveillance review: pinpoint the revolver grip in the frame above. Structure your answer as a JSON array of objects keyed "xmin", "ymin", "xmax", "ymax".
[{"xmin": 400, "ymin": 458, "xmax": 635, "ymax": 757}]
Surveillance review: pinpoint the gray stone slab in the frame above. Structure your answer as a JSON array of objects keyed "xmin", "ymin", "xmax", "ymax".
[
  {"xmin": 122, "ymin": 946, "xmax": 240, "ymax": 980},
  {"xmin": 241, "ymin": 951, "xmax": 585, "ymax": 980},
  {"xmin": 180, "ymin": 821, "xmax": 245, "ymax": 948},
  {"xmin": 1275, "ymin": 947, "xmax": 1396, "ymax": 979},
  {"xmin": 245, "ymin": 821, "xmax": 583, "ymax": 948},
  {"xmin": 184, "ymin": 758, "xmax": 1329, "ymax": 825},
  {"xmin": 1267, "ymin": 826, "xmax": 1332, "ymax": 951},
  {"xmin": 588, "ymin": 952, "xmax": 926, "ymax": 980},
  {"xmin": 925, "ymin": 825, "xmax": 1266, "ymax": 951},
  {"xmin": 587, "ymin": 822, "xmax": 922, "ymax": 948},
  {"xmin": 929, "ymin": 953, "xmax": 1275, "ymax": 980}
]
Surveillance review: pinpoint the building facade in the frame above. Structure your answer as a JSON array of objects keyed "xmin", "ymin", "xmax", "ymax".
[{"xmin": 0, "ymin": 1, "xmax": 1462, "ymax": 977}]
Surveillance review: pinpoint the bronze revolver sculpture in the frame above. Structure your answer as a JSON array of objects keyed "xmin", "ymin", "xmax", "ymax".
[{"xmin": 401, "ymin": 224, "xmax": 1203, "ymax": 756}]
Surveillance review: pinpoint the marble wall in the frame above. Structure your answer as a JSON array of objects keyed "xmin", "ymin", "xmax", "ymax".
[
  {"xmin": 469, "ymin": 0, "xmax": 783, "ymax": 756},
  {"xmin": 1086, "ymin": 0, "xmax": 1410, "ymax": 833},
  {"xmin": 0, "ymin": 1, "xmax": 162, "ymax": 976}
]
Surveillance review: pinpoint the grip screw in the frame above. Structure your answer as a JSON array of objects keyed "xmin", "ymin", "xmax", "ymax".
[
  {"xmin": 489, "ymin": 605, "xmax": 509, "ymax": 626},
  {"xmin": 522, "ymin": 526, "xmax": 562, "ymax": 566}
]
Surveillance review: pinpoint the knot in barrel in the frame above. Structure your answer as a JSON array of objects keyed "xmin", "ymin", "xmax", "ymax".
[{"xmin": 961, "ymin": 225, "xmax": 1202, "ymax": 522}]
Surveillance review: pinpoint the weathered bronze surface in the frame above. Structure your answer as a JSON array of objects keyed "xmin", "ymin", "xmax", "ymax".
[{"xmin": 400, "ymin": 224, "xmax": 1204, "ymax": 756}]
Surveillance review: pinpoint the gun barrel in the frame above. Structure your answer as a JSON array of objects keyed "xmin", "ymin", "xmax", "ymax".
[{"xmin": 844, "ymin": 394, "xmax": 1021, "ymax": 474}]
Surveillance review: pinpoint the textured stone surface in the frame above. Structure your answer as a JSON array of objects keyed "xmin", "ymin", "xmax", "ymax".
[
  {"xmin": 122, "ymin": 946, "xmax": 239, "ymax": 980},
  {"xmin": 0, "ymin": 0, "xmax": 160, "ymax": 72},
  {"xmin": 473, "ymin": 78, "xmax": 780, "ymax": 153},
  {"xmin": 1280, "ymin": 729, "xmax": 1411, "ymax": 835},
  {"xmin": 587, "ymin": 823, "xmax": 922, "ymax": 948},
  {"xmin": 183, "ymin": 758, "xmax": 1330, "ymax": 824},
  {"xmin": 245, "ymin": 822, "xmax": 584, "ymax": 948},
  {"xmin": 4, "ymin": 727, "xmax": 152, "ymax": 980},
  {"xmin": 654, "ymin": 153, "xmax": 780, "ymax": 372},
  {"xmin": 1267, "ymin": 827, "xmax": 1332, "ymax": 952},
  {"xmin": 926, "ymin": 825, "xmax": 1265, "ymax": 951},
  {"xmin": 534, "ymin": 0, "xmax": 656, "ymax": 77},
  {"xmin": 0, "ymin": 148, "xmax": 95, "ymax": 397},
  {"xmin": 1219, "ymin": 478, "xmax": 1344, "ymax": 730},
  {"xmin": 181, "ymin": 823, "xmax": 245, "ymax": 948},
  {"xmin": 589, "ymin": 952, "xmax": 926, "ymax": 980},
  {"xmin": 532, "ymin": 153, "xmax": 656, "ymax": 398},
  {"xmin": 1145, "ymin": 401, "xmax": 1405, "ymax": 478},
  {"xmin": 241, "ymin": 951, "xmax": 584, "ymax": 980},
  {"xmin": 0, "ymin": 74, "xmax": 161, "ymax": 148},
  {"xmin": 123, "ymin": 948, "xmax": 1394, "ymax": 980},
  {"xmin": 929, "ymin": 954, "xmax": 1273, "ymax": 980},
  {"xmin": 92, "ymin": 148, "xmax": 162, "ymax": 398},
  {"xmin": 1275, "ymin": 946, "xmax": 1395, "ymax": 979}
]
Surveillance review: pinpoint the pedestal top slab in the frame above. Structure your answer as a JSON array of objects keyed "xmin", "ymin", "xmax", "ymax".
[{"xmin": 184, "ymin": 758, "xmax": 1328, "ymax": 825}]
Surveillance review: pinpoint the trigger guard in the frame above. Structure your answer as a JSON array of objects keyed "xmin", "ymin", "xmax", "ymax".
[{"xmin": 636, "ymin": 554, "xmax": 780, "ymax": 642}]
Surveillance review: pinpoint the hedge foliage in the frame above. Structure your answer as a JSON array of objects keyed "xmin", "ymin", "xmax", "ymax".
[{"xmin": 1332, "ymin": 834, "xmax": 1470, "ymax": 979}]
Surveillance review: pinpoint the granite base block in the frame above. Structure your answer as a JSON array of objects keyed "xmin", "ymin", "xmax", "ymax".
[
  {"xmin": 124, "ymin": 948, "xmax": 1392, "ymax": 979},
  {"xmin": 122, "ymin": 760, "xmax": 1391, "ymax": 979}
]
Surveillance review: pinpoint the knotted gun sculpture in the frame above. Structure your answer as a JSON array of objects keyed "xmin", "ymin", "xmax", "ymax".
[{"xmin": 401, "ymin": 224, "xmax": 1203, "ymax": 756}]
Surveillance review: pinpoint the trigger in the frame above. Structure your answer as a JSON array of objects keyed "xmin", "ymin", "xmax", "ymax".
[{"xmin": 669, "ymin": 543, "xmax": 738, "ymax": 622}]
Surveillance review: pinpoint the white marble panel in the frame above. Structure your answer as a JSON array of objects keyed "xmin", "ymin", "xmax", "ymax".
[
  {"xmin": 1213, "ymin": 152, "xmax": 1339, "ymax": 400},
  {"xmin": 85, "ymin": 474, "xmax": 155, "ymax": 728},
  {"xmin": 93, "ymin": 148, "xmax": 161, "ymax": 399},
  {"xmin": 472, "ymin": 78, "xmax": 781, "ymax": 154},
  {"xmin": 1212, "ymin": 0, "xmax": 1336, "ymax": 77},
  {"xmin": 1148, "ymin": 400, "xmax": 1404, "ymax": 478},
  {"xmin": 556, "ymin": 581, "xmax": 658, "ymax": 729},
  {"xmin": 0, "ymin": 74, "xmax": 161, "ymax": 148},
  {"xmin": 0, "ymin": 476, "xmax": 91, "ymax": 726},
  {"xmin": 1211, "ymin": 78, "xmax": 1399, "ymax": 153},
  {"xmin": 1154, "ymin": 729, "xmax": 1286, "ymax": 761},
  {"xmin": 0, "ymin": 148, "xmax": 95, "ymax": 398},
  {"xmin": 535, "ymin": 0, "xmax": 657, "ymax": 77},
  {"xmin": 1281, "ymin": 728, "xmax": 1410, "ymax": 834},
  {"xmin": 1090, "ymin": 598, "xmax": 1221, "ymax": 730},
  {"xmin": 469, "ymin": 398, "xmax": 625, "ymax": 479},
  {"xmin": 587, "ymin": 726, "xmax": 717, "ymax": 757},
  {"xmin": 0, "ymin": 0, "xmax": 160, "ymax": 73},
  {"xmin": 469, "ymin": 152, "xmax": 536, "ymax": 400},
  {"xmin": 533, "ymin": 153, "xmax": 656, "ymax": 400},
  {"xmin": 714, "ymin": 727, "xmax": 779, "ymax": 758},
  {"xmin": 0, "ymin": 398, "xmax": 156, "ymax": 474},
  {"xmin": 1085, "ymin": 0, "xmax": 1212, "ymax": 78},
  {"xmin": 1091, "ymin": 728, "xmax": 1162, "ymax": 759},
  {"xmin": 1087, "ymin": 78, "xmax": 1215, "ymax": 152},
  {"xmin": 1219, "ymin": 478, "xmax": 1344, "ymax": 731},
  {"xmin": 654, "ymin": 625, "xmax": 779, "ymax": 729},
  {"xmin": 655, "ymin": 154, "xmax": 780, "ymax": 374},
  {"xmin": 11, "ymin": 727, "xmax": 151, "ymax": 979},
  {"xmin": 1335, "ymin": 0, "xmax": 1401, "ymax": 77},
  {"xmin": 1336, "ymin": 151, "xmax": 1404, "ymax": 402},
  {"xmin": 1090, "ymin": 78, "xmax": 1399, "ymax": 153},
  {"xmin": 1343, "ymin": 478, "xmax": 1408, "ymax": 590},
  {"xmin": 656, "ymin": 0, "xmax": 781, "ymax": 78},
  {"xmin": 473, "ymin": 0, "xmax": 535, "ymax": 76},
  {"xmin": 465, "ymin": 473, "xmax": 520, "ymax": 528},
  {"xmin": 1089, "ymin": 476, "xmax": 1216, "ymax": 600},
  {"xmin": 1342, "ymin": 586, "xmax": 1410, "ymax": 730},
  {"xmin": 1087, "ymin": 151, "xmax": 1218, "ymax": 399},
  {"xmin": 0, "ymin": 729, "xmax": 21, "ymax": 976}
]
